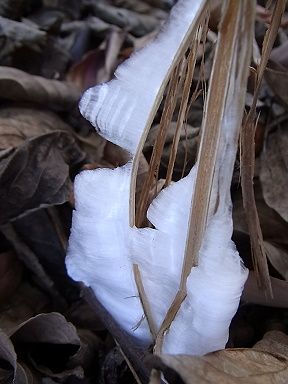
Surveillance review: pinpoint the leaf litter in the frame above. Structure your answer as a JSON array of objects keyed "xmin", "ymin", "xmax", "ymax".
[{"xmin": 0, "ymin": 0, "xmax": 288, "ymax": 383}]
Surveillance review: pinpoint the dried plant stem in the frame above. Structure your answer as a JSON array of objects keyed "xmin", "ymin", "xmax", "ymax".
[
  {"xmin": 136, "ymin": 62, "xmax": 183, "ymax": 228},
  {"xmin": 129, "ymin": 2, "xmax": 209, "ymax": 227},
  {"xmin": 241, "ymin": 0, "xmax": 286, "ymax": 296},
  {"xmin": 164, "ymin": 35, "xmax": 200, "ymax": 186},
  {"xmin": 129, "ymin": 2, "xmax": 209, "ymax": 345},
  {"xmin": 133, "ymin": 264, "xmax": 157, "ymax": 339},
  {"xmin": 155, "ymin": 0, "xmax": 255, "ymax": 353}
]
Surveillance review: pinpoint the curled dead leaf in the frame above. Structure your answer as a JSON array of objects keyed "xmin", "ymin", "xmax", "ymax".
[
  {"xmin": 260, "ymin": 124, "xmax": 288, "ymax": 223},
  {"xmin": 10, "ymin": 312, "xmax": 83, "ymax": 380},
  {"xmin": 145, "ymin": 122, "xmax": 199, "ymax": 178},
  {"xmin": 263, "ymin": 242, "xmax": 288, "ymax": 281},
  {"xmin": 0, "ymin": 282, "xmax": 50, "ymax": 333},
  {"xmin": 0, "ymin": 16, "xmax": 46, "ymax": 63},
  {"xmin": 0, "ymin": 107, "xmax": 72, "ymax": 150},
  {"xmin": 88, "ymin": 1, "xmax": 161, "ymax": 37},
  {"xmin": 67, "ymin": 28, "xmax": 126, "ymax": 91},
  {"xmin": 265, "ymin": 61, "xmax": 288, "ymax": 109},
  {"xmin": 0, "ymin": 131, "xmax": 86, "ymax": 224},
  {"xmin": 0, "ymin": 250, "xmax": 23, "ymax": 304},
  {"xmin": 242, "ymin": 272, "xmax": 288, "ymax": 308},
  {"xmin": 0, "ymin": 329, "xmax": 17, "ymax": 383},
  {"xmin": 0, "ymin": 67, "xmax": 80, "ymax": 110},
  {"xmin": 153, "ymin": 330, "xmax": 288, "ymax": 383}
]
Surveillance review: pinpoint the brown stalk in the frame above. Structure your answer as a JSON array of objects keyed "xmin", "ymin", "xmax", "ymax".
[
  {"xmin": 129, "ymin": 2, "xmax": 209, "ymax": 227},
  {"xmin": 240, "ymin": 0, "xmax": 286, "ymax": 296},
  {"xmin": 164, "ymin": 32, "xmax": 201, "ymax": 187},
  {"xmin": 135, "ymin": 62, "xmax": 183, "ymax": 228},
  {"xmin": 129, "ymin": 1, "xmax": 209, "ymax": 344},
  {"xmin": 155, "ymin": 0, "xmax": 255, "ymax": 353}
]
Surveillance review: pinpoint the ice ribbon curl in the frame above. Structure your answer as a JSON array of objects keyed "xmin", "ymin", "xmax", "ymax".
[{"xmin": 66, "ymin": 0, "xmax": 254, "ymax": 355}]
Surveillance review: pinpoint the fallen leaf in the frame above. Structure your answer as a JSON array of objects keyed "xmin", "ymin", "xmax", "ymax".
[
  {"xmin": 87, "ymin": 1, "xmax": 160, "ymax": 37},
  {"xmin": 254, "ymin": 331, "xmax": 288, "ymax": 357},
  {"xmin": 139, "ymin": 0, "xmax": 175, "ymax": 11},
  {"xmin": 0, "ymin": 107, "xmax": 72, "ymax": 150},
  {"xmin": 14, "ymin": 361, "xmax": 39, "ymax": 384},
  {"xmin": 0, "ymin": 282, "xmax": 50, "ymax": 333},
  {"xmin": 67, "ymin": 28, "xmax": 125, "ymax": 91},
  {"xmin": 263, "ymin": 242, "xmax": 288, "ymax": 281},
  {"xmin": 0, "ymin": 250, "xmax": 23, "ymax": 304},
  {"xmin": 10, "ymin": 313, "xmax": 83, "ymax": 380},
  {"xmin": 270, "ymin": 41, "xmax": 288, "ymax": 68},
  {"xmin": 260, "ymin": 124, "xmax": 288, "ymax": 223},
  {"xmin": 0, "ymin": 106, "xmax": 107, "ymax": 165},
  {"xmin": 10, "ymin": 208, "xmax": 80, "ymax": 302},
  {"xmin": 233, "ymin": 180, "xmax": 288, "ymax": 249},
  {"xmin": 0, "ymin": 0, "xmax": 28, "ymax": 19},
  {"xmin": 0, "ymin": 16, "xmax": 46, "ymax": 63},
  {"xmin": 10, "ymin": 312, "xmax": 79, "ymax": 344},
  {"xmin": 145, "ymin": 122, "xmax": 199, "ymax": 178},
  {"xmin": 242, "ymin": 272, "xmax": 288, "ymax": 308},
  {"xmin": 153, "ymin": 339, "xmax": 288, "ymax": 383},
  {"xmin": 265, "ymin": 61, "xmax": 288, "ymax": 108},
  {"xmin": 0, "ymin": 67, "xmax": 80, "ymax": 110},
  {"xmin": 0, "ymin": 329, "xmax": 17, "ymax": 383},
  {"xmin": 0, "ymin": 131, "xmax": 86, "ymax": 224},
  {"xmin": 42, "ymin": 0, "xmax": 81, "ymax": 20}
]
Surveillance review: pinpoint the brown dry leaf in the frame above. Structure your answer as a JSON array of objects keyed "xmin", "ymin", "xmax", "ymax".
[
  {"xmin": 67, "ymin": 28, "xmax": 125, "ymax": 91},
  {"xmin": 233, "ymin": 180, "xmax": 288, "ymax": 281},
  {"xmin": 0, "ymin": 329, "xmax": 17, "ymax": 383},
  {"xmin": 0, "ymin": 250, "xmax": 23, "ymax": 304},
  {"xmin": 154, "ymin": 331, "xmax": 288, "ymax": 384},
  {"xmin": 110, "ymin": 0, "xmax": 167, "ymax": 17},
  {"xmin": 145, "ymin": 122, "xmax": 199, "ymax": 176},
  {"xmin": 0, "ymin": 131, "xmax": 86, "ymax": 224},
  {"xmin": 69, "ymin": 329, "xmax": 102, "ymax": 372},
  {"xmin": 0, "ymin": 106, "xmax": 101, "ymax": 165},
  {"xmin": 263, "ymin": 242, "xmax": 288, "ymax": 281},
  {"xmin": 233, "ymin": 181, "xmax": 288, "ymax": 248},
  {"xmin": 0, "ymin": 107, "xmax": 72, "ymax": 150},
  {"xmin": 1, "ymin": 206, "xmax": 79, "ymax": 305},
  {"xmin": 141, "ymin": 0, "xmax": 174, "ymax": 10},
  {"xmin": 0, "ymin": 282, "xmax": 50, "ymax": 333},
  {"xmin": 0, "ymin": 16, "xmax": 46, "ymax": 63},
  {"xmin": 0, "ymin": 67, "xmax": 80, "ymax": 110},
  {"xmin": 0, "ymin": 0, "xmax": 28, "ymax": 19},
  {"xmin": 260, "ymin": 124, "xmax": 288, "ymax": 222},
  {"xmin": 254, "ymin": 331, "xmax": 288, "ymax": 357},
  {"xmin": 242, "ymin": 272, "xmax": 288, "ymax": 308},
  {"xmin": 10, "ymin": 312, "xmax": 79, "ymax": 344},
  {"xmin": 15, "ymin": 361, "xmax": 40, "ymax": 384},
  {"xmin": 256, "ymin": 5, "xmax": 288, "ymax": 28},
  {"xmin": 270, "ymin": 40, "xmax": 288, "ymax": 68},
  {"xmin": 87, "ymin": 1, "xmax": 161, "ymax": 37},
  {"xmin": 265, "ymin": 62, "xmax": 288, "ymax": 108},
  {"xmin": 10, "ymin": 313, "xmax": 83, "ymax": 380}
]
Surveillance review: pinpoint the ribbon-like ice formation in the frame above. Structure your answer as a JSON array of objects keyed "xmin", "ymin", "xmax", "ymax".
[{"xmin": 66, "ymin": 0, "xmax": 254, "ymax": 355}]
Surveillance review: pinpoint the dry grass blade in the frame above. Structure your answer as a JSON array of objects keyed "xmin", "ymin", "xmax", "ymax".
[
  {"xmin": 240, "ymin": 0, "xmax": 286, "ymax": 296},
  {"xmin": 164, "ymin": 25, "xmax": 203, "ymax": 187},
  {"xmin": 155, "ymin": 0, "xmax": 255, "ymax": 353},
  {"xmin": 128, "ymin": 1, "xmax": 209, "ymax": 342},
  {"xmin": 129, "ymin": 2, "xmax": 209, "ymax": 226},
  {"xmin": 136, "ymin": 62, "xmax": 183, "ymax": 228}
]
